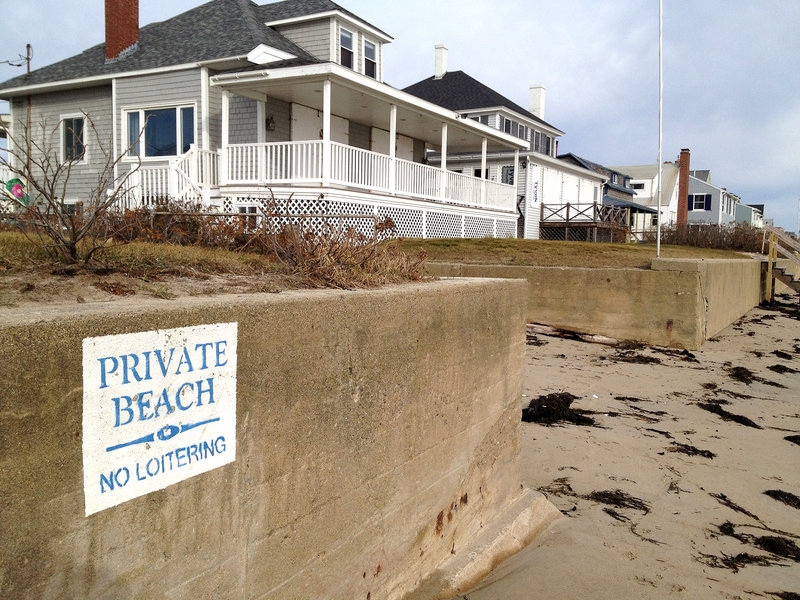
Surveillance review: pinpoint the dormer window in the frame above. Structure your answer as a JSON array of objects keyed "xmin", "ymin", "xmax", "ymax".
[
  {"xmin": 364, "ymin": 39, "xmax": 377, "ymax": 79},
  {"xmin": 340, "ymin": 28, "xmax": 354, "ymax": 69}
]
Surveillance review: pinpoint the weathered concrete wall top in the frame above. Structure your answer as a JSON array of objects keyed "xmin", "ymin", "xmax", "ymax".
[
  {"xmin": 427, "ymin": 258, "xmax": 762, "ymax": 348},
  {"xmin": 0, "ymin": 278, "xmax": 531, "ymax": 599}
]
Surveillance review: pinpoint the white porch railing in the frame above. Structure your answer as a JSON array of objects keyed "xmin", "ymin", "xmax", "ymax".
[
  {"xmin": 224, "ymin": 141, "xmax": 516, "ymax": 212},
  {"xmin": 226, "ymin": 141, "xmax": 323, "ymax": 184}
]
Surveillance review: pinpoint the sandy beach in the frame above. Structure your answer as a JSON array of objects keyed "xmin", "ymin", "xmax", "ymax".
[{"xmin": 459, "ymin": 293, "xmax": 800, "ymax": 599}]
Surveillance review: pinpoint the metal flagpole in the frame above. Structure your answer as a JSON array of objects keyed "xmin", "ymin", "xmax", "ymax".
[{"xmin": 656, "ymin": 0, "xmax": 663, "ymax": 256}]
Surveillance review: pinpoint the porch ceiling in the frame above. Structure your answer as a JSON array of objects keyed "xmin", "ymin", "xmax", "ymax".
[{"xmin": 214, "ymin": 66, "xmax": 524, "ymax": 153}]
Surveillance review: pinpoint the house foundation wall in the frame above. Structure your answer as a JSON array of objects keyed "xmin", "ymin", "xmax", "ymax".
[
  {"xmin": 427, "ymin": 258, "xmax": 762, "ymax": 348},
  {"xmin": 0, "ymin": 279, "xmax": 538, "ymax": 599}
]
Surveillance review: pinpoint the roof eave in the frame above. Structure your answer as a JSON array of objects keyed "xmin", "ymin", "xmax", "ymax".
[
  {"xmin": 266, "ymin": 10, "xmax": 393, "ymax": 43},
  {"xmin": 0, "ymin": 55, "xmax": 250, "ymax": 98}
]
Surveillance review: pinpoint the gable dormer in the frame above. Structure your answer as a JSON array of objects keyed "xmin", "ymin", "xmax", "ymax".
[{"xmin": 262, "ymin": 4, "xmax": 392, "ymax": 82}]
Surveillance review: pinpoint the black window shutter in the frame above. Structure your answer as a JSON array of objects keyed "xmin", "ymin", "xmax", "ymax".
[
  {"xmin": 687, "ymin": 195, "xmax": 693, "ymax": 211},
  {"xmin": 704, "ymin": 194, "xmax": 711, "ymax": 211}
]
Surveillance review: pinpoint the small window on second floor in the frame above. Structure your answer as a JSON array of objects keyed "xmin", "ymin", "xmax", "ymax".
[
  {"xmin": 364, "ymin": 40, "xmax": 377, "ymax": 79},
  {"xmin": 340, "ymin": 28, "xmax": 354, "ymax": 69},
  {"xmin": 63, "ymin": 116, "xmax": 85, "ymax": 162},
  {"xmin": 632, "ymin": 183, "xmax": 644, "ymax": 190}
]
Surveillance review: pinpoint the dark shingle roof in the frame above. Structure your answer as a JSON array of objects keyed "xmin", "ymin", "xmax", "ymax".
[
  {"xmin": 0, "ymin": 0, "xmax": 321, "ymax": 94},
  {"xmin": 559, "ymin": 153, "xmax": 635, "ymax": 197},
  {"xmin": 402, "ymin": 71, "xmax": 560, "ymax": 132}
]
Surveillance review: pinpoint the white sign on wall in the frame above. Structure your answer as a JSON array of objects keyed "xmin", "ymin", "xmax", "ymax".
[{"xmin": 82, "ymin": 322, "xmax": 238, "ymax": 516}]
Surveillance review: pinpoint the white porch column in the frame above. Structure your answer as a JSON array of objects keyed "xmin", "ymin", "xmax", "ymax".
[
  {"xmin": 439, "ymin": 122, "xmax": 448, "ymax": 200},
  {"xmin": 221, "ymin": 89, "xmax": 230, "ymax": 184},
  {"xmin": 389, "ymin": 103, "xmax": 397, "ymax": 194},
  {"xmin": 322, "ymin": 79, "xmax": 332, "ymax": 186},
  {"xmin": 481, "ymin": 137, "xmax": 488, "ymax": 205}
]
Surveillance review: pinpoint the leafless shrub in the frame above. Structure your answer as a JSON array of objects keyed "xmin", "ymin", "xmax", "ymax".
[{"xmin": 1, "ymin": 113, "xmax": 141, "ymax": 264}]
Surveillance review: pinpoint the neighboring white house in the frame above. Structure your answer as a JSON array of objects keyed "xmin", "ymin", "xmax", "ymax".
[
  {"xmin": 687, "ymin": 171, "xmax": 739, "ymax": 226},
  {"xmin": 403, "ymin": 47, "xmax": 606, "ymax": 240},
  {"xmin": 0, "ymin": 0, "xmax": 527, "ymax": 238},
  {"xmin": 735, "ymin": 203, "xmax": 764, "ymax": 228},
  {"xmin": 612, "ymin": 162, "xmax": 681, "ymax": 234}
]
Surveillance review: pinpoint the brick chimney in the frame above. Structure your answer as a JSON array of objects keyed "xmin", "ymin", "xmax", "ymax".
[
  {"xmin": 105, "ymin": 0, "xmax": 139, "ymax": 62},
  {"xmin": 676, "ymin": 148, "xmax": 690, "ymax": 225}
]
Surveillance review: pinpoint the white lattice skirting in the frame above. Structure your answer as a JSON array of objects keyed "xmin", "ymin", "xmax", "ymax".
[{"xmin": 221, "ymin": 186, "xmax": 518, "ymax": 239}]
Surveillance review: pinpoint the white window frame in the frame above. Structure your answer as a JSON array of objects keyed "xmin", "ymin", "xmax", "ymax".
[
  {"xmin": 60, "ymin": 113, "xmax": 87, "ymax": 163},
  {"xmin": 123, "ymin": 103, "xmax": 196, "ymax": 161},
  {"xmin": 363, "ymin": 38, "xmax": 377, "ymax": 79},
  {"xmin": 340, "ymin": 27, "xmax": 354, "ymax": 70}
]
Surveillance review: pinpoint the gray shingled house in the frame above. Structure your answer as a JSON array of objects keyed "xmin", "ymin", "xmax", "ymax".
[
  {"xmin": 0, "ymin": 0, "xmax": 527, "ymax": 238},
  {"xmin": 403, "ymin": 46, "xmax": 609, "ymax": 240}
]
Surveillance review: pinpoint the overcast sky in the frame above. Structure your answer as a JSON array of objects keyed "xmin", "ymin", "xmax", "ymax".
[{"xmin": 2, "ymin": 0, "xmax": 798, "ymax": 230}]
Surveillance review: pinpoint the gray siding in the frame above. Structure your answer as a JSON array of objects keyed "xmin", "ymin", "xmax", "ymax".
[
  {"xmin": 229, "ymin": 95, "xmax": 258, "ymax": 144},
  {"xmin": 115, "ymin": 68, "xmax": 202, "ymax": 163},
  {"xmin": 277, "ymin": 20, "xmax": 331, "ymax": 61},
  {"xmin": 207, "ymin": 75, "xmax": 222, "ymax": 150},
  {"xmin": 9, "ymin": 86, "xmax": 113, "ymax": 201},
  {"xmin": 265, "ymin": 97, "xmax": 291, "ymax": 142},
  {"xmin": 349, "ymin": 121, "xmax": 370, "ymax": 150}
]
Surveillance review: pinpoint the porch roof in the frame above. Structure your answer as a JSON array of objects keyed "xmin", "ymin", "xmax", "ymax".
[{"xmin": 211, "ymin": 63, "xmax": 527, "ymax": 154}]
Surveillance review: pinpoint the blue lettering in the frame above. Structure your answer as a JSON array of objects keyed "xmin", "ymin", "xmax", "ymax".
[
  {"xmin": 100, "ymin": 467, "xmax": 129, "ymax": 493},
  {"xmin": 141, "ymin": 351, "xmax": 152, "ymax": 381},
  {"xmin": 153, "ymin": 388, "xmax": 174, "ymax": 418},
  {"xmin": 112, "ymin": 396, "xmax": 135, "ymax": 427},
  {"xmin": 215, "ymin": 436, "xmax": 226, "ymax": 453},
  {"xmin": 176, "ymin": 347, "xmax": 194, "ymax": 375},
  {"xmin": 120, "ymin": 354, "xmax": 143, "ymax": 385},
  {"xmin": 136, "ymin": 391, "xmax": 154, "ymax": 422},
  {"xmin": 146, "ymin": 457, "xmax": 160, "ymax": 477},
  {"xmin": 202, "ymin": 440, "xmax": 215, "ymax": 458},
  {"xmin": 154, "ymin": 348, "xmax": 175, "ymax": 377},
  {"xmin": 163, "ymin": 450, "xmax": 174, "ymax": 471},
  {"xmin": 175, "ymin": 447, "xmax": 187, "ymax": 467},
  {"xmin": 188, "ymin": 444, "xmax": 200, "ymax": 463},
  {"xmin": 196, "ymin": 378, "xmax": 214, "ymax": 406},
  {"xmin": 195, "ymin": 342, "xmax": 214, "ymax": 369},
  {"xmin": 175, "ymin": 382, "xmax": 195, "ymax": 411},
  {"xmin": 136, "ymin": 462, "xmax": 146, "ymax": 481},
  {"xmin": 215, "ymin": 341, "xmax": 228, "ymax": 367},
  {"xmin": 98, "ymin": 356, "xmax": 118, "ymax": 389}
]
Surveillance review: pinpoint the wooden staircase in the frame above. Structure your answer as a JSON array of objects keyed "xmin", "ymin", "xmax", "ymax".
[{"xmin": 764, "ymin": 226, "xmax": 800, "ymax": 299}]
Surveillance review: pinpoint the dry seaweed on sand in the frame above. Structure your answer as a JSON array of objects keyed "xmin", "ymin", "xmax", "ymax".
[
  {"xmin": 612, "ymin": 350, "xmax": 662, "ymax": 365},
  {"xmin": 651, "ymin": 347, "xmax": 700, "ymax": 363},
  {"xmin": 521, "ymin": 392, "xmax": 596, "ymax": 426},
  {"xmin": 584, "ymin": 489, "xmax": 650, "ymax": 514},
  {"xmin": 764, "ymin": 490, "xmax": 800, "ymax": 510},
  {"xmin": 714, "ymin": 522, "xmax": 800, "ymax": 562},
  {"xmin": 768, "ymin": 364, "xmax": 800, "ymax": 375},
  {"xmin": 697, "ymin": 402, "xmax": 762, "ymax": 429},
  {"xmin": 696, "ymin": 551, "xmax": 783, "ymax": 573},
  {"xmin": 726, "ymin": 365, "xmax": 787, "ymax": 388},
  {"xmin": 772, "ymin": 349, "xmax": 794, "ymax": 360},
  {"xmin": 709, "ymin": 493, "xmax": 760, "ymax": 521},
  {"xmin": 768, "ymin": 592, "xmax": 800, "ymax": 600},
  {"xmin": 668, "ymin": 442, "xmax": 715, "ymax": 459},
  {"xmin": 525, "ymin": 332, "xmax": 547, "ymax": 346},
  {"xmin": 785, "ymin": 435, "xmax": 800, "ymax": 446}
]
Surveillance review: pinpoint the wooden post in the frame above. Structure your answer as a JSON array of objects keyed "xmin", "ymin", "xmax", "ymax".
[{"xmin": 766, "ymin": 231, "xmax": 775, "ymax": 302}]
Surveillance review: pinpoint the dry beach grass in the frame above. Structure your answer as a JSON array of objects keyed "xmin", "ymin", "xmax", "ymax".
[{"xmin": 456, "ymin": 294, "xmax": 800, "ymax": 600}]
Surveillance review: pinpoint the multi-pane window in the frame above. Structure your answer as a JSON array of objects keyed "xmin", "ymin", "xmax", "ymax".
[
  {"xmin": 126, "ymin": 106, "xmax": 195, "ymax": 158},
  {"xmin": 364, "ymin": 39, "xmax": 377, "ymax": 78},
  {"xmin": 473, "ymin": 168, "xmax": 488, "ymax": 179},
  {"xmin": 689, "ymin": 193, "xmax": 711, "ymax": 210},
  {"xmin": 340, "ymin": 28, "xmax": 354, "ymax": 69},
  {"xmin": 63, "ymin": 117, "xmax": 85, "ymax": 161}
]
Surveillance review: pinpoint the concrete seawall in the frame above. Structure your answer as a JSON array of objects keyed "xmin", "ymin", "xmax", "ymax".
[
  {"xmin": 0, "ymin": 279, "xmax": 557, "ymax": 599},
  {"xmin": 427, "ymin": 258, "xmax": 762, "ymax": 348}
]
